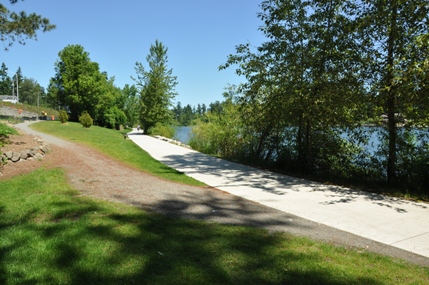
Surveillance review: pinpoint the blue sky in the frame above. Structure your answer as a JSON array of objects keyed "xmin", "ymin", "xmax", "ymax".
[{"xmin": 2, "ymin": 0, "xmax": 265, "ymax": 107}]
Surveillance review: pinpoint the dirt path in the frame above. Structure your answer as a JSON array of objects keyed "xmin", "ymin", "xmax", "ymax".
[{"xmin": 2, "ymin": 121, "xmax": 428, "ymax": 267}]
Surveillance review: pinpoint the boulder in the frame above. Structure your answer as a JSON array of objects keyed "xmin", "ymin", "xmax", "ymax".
[
  {"xmin": 11, "ymin": 152, "xmax": 20, "ymax": 162},
  {"xmin": 20, "ymin": 150, "xmax": 29, "ymax": 159},
  {"xmin": 34, "ymin": 153, "xmax": 43, "ymax": 160},
  {"xmin": 4, "ymin": 151, "xmax": 13, "ymax": 159},
  {"xmin": 40, "ymin": 144, "xmax": 51, "ymax": 154}
]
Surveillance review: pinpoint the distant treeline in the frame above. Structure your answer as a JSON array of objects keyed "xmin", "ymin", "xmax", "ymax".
[{"xmin": 172, "ymin": 100, "xmax": 223, "ymax": 126}]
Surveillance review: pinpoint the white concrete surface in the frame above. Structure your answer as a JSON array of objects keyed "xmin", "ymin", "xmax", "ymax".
[{"xmin": 128, "ymin": 130, "xmax": 429, "ymax": 258}]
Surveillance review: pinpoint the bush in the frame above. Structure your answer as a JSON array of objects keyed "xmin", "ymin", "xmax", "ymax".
[
  {"xmin": 79, "ymin": 111, "xmax": 93, "ymax": 128},
  {"xmin": 59, "ymin": 110, "xmax": 69, "ymax": 124},
  {"xmin": 147, "ymin": 123, "xmax": 175, "ymax": 138}
]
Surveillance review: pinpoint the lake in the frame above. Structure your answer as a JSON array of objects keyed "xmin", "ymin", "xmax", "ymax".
[
  {"xmin": 173, "ymin": 126, "xmax": 193, "ymax": 144},
  {"xmin": 173, "ymin": 126, "xmax": 429, "ymax": 155}
]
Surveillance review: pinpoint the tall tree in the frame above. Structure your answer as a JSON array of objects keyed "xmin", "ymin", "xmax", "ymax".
[
  {"xmin": 48, "ymin": 44, "xmax": 103, "ymax": 121},
  {"xmin": 19, "ymin": 77, "xmax": 41, "ymax": 105},
  {"xmin": 48, "ymin": 44, "xmax": 125, "ymax": 128},
  {"xmin": 0, "ymin": 0, "xmax": 55, "ymax": 50},
  {"xmin": 122, "ymin": 84, "xmax": 140, "ymax": 127},
  {"xmin": 15, "ymin": 66, "xmax": 22, "ymax": 85},
  {"xmin": 0, "ymin": 62, "xmax": 11, "ymax": 95},
  {"xmin": 358, "ymin": 0, "xmax": 429, "ymax": 183},
  {"xmin": 133, "ymin": 40, "xmax": 178, "ymax": 133},
  {"xmin": 222, "ymin": 0, "xmax": 364, "ymax": 173}
]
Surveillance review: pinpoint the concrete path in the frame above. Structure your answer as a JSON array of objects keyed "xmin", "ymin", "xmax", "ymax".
[{"xmin": 128, "ymin": 130, "xmax": 429, "ymax": 259}]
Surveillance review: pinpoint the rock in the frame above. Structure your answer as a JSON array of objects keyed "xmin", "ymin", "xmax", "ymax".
[
  {"xmin": 29, "ymin": 147, "xmax": 39, "ymax": 156},
  {"xmin": 20, "ymin": 150, "xmax": 28, "ymax": 159},
  {"xmin": 34, "ymin": 153, "xmax": 43, "ymax": 160},
  {"xmin": 40, "ymin": 144, "xmax": 51, "ymax": 153},
  {"xmin": 4, "ymin": 151, "xmax": 13, "ymax": 159},
  {"xmin": 11, "ymin": 152, "xmax": 20, "ymax": 162},
  {"xmin": 1, "ymin": 135, "xmax": 49, "ymax": 164}
]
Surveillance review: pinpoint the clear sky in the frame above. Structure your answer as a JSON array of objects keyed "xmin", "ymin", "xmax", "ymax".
[{"xmin": 2, "ymin": 0, "xmax": 265, "ymax": 107}]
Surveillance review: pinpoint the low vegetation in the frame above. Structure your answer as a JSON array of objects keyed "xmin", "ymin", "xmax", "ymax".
[
  {"xmin": 0, "ymin": 121, "xmax": 18, "ymax": 147},
  {"xmin": 78, "ymin": 111, "xmax": 93, "ymax": 128},
  {"xmin": 0, "ymin": 101, "xmax": 60, "ymax": 118}
]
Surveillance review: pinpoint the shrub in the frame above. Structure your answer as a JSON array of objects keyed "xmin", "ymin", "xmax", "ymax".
[
  {"xmin": 59, "ymin": 110, "xmax": 69, "ymax": 124},
  {"xmin": 147, "ymin": 123, "xmax": 175, "ymax": 138},
  {"xmin": 79, "ymin": 111, "xmax": 93, "ymax": 128}
]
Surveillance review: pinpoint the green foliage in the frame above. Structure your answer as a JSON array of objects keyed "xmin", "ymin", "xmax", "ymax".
[
  {"xmin": 355, "ymin": 0, "xmax": 429, "ymax": 183},
  {"xmin": 101, "ymin": 106, "xmax": 126, "ymax": 130},
  {"xmin": 121, "ymin": 84, "xmax": 140, "ymax": 127},
  {"xmin": 133, "ymin": 40, "xmax": 178, "ymax": 133},
  {"xmin": 58, "ymin": 109, "xmax": 68, "ymax": 123},
  {"xmin": 210, "ymin": 0, "xmax": 429, "ymax": 197},
  {"xmin": 17, "ymin": 77, "xmax": 42, "ymax": 105},
  {"xmin": 190, "ymin": 95, "xmax": 246, "ymax": 159},
  {"xmin": 0, "ymin": 62, "xmax": 12, "ymax": 94},
  {"xmin": 0, "ymin": 121, "xmax": 18, "ymax": 147},
  {"xmin": 0, "ymin": 0, "xmax": 55, "ymax": 50},
  {"xmin": 172, "ymin": 101, "xmax": 208, "ymax": 126},
  {"xmin": 147, "ymin": 122, "xmax": 175, "ymax": 138},
  {"xmin": 48, "ymin": 44, "xmax": 125, "ymax": 129},
  {"xmin": 78, "ymin": 111, "xmax": 93, "ymax": 128}
]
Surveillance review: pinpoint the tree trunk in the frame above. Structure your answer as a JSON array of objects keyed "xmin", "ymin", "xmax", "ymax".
[
  {"xmin": 386, "ymin": 0, "xmax": 398, "ymax": 184},
  {"xmin": 305, "ymin": 118, "xmax": 314, "ymax": 174}
]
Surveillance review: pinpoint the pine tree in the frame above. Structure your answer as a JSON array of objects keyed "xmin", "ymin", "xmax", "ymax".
[{"xmin": 0, "ymin": 0, "xmax": 55, "ymax": 50}]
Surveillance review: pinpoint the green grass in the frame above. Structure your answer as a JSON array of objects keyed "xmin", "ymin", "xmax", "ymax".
[
  {"xmin": 30, "ymin": 121, "xmax": 205, "ymax": 186},
  {"xmin": 0, "ymin": 168, "xmax": 428, "ymax": 284},
  {"xmin": 0, "ymin": 122, "xmax": 19, "ymax": 148}
]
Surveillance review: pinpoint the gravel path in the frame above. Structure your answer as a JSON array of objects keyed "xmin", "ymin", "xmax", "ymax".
[{"xmin": 12, "ymin": 121, "xmax": 429, "ymax": 267}]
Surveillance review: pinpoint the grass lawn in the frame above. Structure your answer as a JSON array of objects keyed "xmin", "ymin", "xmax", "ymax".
[
  {"xmin": 30, "ymin": 121, "xmax": 205, "ymax": 186},
  {"xmin": 0, "ymin": 168, "xmax": 428, "ymax": 284}
]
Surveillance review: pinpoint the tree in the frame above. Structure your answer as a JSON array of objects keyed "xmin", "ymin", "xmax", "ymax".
[
  {"xmin": 209, "ymin": 101, "xmax": 223, "ymax": 114},
  {"xmin": 19, "ymin": 77, "xmax": 41, "ymax": 105},
  {"xmin": 133, "ymin": 40, "xmax": 178, "ymax": 134},
  {"xmin": 15, "ymin": 66, "xmax": 22, "ymax": 85},
  {"xmin": 0, "ymin": 0, "xmax": 55, "ymax": 50},
  {"xmin": 122, "ymin": 84, "xmax": 140, "ymax": 127},
  {"xmin": 48, "ymin": 44, "xmax": 125, "ymax": 128},
  {"xmin": 48, "ymin": 44, "xmax": 103, "ymax": 121},
  {"xmin": 222, "ymin": 0, "xmax": 364, "ymax": 174},
  {"xmin": 357, "ymin": 0, "xmax": 429, "ymax": 183},
  {"xmin": 0, "ymin": 62, "xmax": 11, "ymax": 95}
]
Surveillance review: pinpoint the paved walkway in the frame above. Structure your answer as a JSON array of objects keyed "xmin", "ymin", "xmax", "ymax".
[{"xmin": 128, "ymin": 130, "xmax": 429, "ymax": 259}]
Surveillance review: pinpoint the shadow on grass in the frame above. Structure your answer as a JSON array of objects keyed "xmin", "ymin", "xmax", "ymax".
[{"xmin": 0, "ymin": 190, "xmax": 389, "ymax": 284}]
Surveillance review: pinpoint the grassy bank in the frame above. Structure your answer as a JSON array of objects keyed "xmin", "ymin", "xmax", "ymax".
[
  {"xmin": 1, "ymin": 168, "xmax": 428, "ymax": 284},
  {"xmin": 30, "ymin": 121, "xmax": 205, "ymax": 186},
  {"xmin": 0, "ymin": 122, "xmax": 19, "ymax": 147}
]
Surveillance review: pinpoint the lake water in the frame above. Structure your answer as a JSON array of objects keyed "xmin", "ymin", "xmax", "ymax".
[
  {"xmin": 173, "ymin": 126, "xmax": 193, "ymax": 144},
  {"xmin": 173, "ymin": 126, "xmax": 429, "ymax": 154}
]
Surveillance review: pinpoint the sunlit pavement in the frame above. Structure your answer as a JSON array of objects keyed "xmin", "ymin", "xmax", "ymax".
[{"xmin": 128, "ymin": 129, "xmax": 429, "ymax": 259}]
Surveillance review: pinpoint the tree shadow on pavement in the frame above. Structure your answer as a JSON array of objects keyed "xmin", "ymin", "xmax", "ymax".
[{"xmin": 158, "ymin": 151, "xmax": 427, "ymax": 213}]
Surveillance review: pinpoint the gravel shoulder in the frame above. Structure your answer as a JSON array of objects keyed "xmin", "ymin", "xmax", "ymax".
[{"xmin": 2, "ymin": 121, "xmax": 428, "ymax": 267}]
